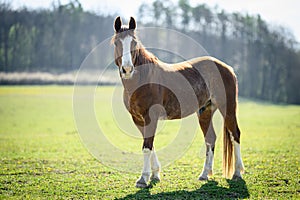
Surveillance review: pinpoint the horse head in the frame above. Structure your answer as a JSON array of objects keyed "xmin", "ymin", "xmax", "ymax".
[{"xmin": 113, "ymin": 16, "xmax": 138, "ymax": 79}]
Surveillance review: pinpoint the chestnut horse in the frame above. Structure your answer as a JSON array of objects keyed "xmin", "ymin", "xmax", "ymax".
[{"xmin": 112, "ymin": 16, "xmax": 244, "ymax": 188}]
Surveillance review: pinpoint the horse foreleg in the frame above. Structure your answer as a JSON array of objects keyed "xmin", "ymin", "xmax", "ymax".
[
  {"xmin": 136, "ymin": 145, "xmax": 152, "ymax": 188},
  {"xmin": 135, "ymin": 114, "xmax": 158, "ymax": 188},
  {"xmin": 150, "ymin": 149, "xmax": 161, "ymax": 181},
  {"xmin": 136, "ymin": 138, "xmax": 161, "ymax": 188}
]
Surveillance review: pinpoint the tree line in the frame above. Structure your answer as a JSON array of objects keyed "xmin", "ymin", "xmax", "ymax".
[
  {"xmin": 0, "ymin": 0, "xmax": 114, "ymax": 73},
  {"xmin": 0, "ymin": 0, "xmax": 300, "ymax": 104},
  {"xmin": 138, "ymin": 0, "xmax": 300, "ymax": 104}
]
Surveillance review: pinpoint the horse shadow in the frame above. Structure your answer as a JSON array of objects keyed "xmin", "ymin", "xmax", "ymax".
[{"xmin": 116, "ymin": 179, "xmax": 249, "ymax": 200}]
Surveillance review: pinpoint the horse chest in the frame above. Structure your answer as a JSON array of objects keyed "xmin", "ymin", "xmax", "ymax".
[
  {"xmin": 129, "ymin": 101, "xmax": 146, "ymax": 121},
  {"xmin": 123, "ymin": 91, "xmax": 151, "ymax": 124}
]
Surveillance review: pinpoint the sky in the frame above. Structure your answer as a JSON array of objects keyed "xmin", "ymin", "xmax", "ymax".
[{"xmin": 10, "ymin": 0, "xmax": 300, "ymax": 42}]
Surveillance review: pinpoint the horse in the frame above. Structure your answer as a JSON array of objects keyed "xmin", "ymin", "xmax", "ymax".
[{"xmin": 112, "ymin": 16, "xmax": 244, "ymax": 188}]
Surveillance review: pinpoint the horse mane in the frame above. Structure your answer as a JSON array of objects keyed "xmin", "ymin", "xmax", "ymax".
[{"xmin": 135, "ymin": 44, "xmax": 159, "ymax": 66}]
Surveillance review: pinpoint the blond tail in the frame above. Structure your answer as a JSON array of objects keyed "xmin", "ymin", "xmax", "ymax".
[{"xmin": 223, "ymin": 126, "xmax": 234, "ymax": 178}]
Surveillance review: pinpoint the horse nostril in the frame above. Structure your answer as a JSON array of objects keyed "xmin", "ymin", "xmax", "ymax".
[
  {"xmin": 121, "ymin": 67, "xmax": 126, "ymax": 73},
  {"xmin": 121, "ymin": 66, "xmax": 133, "ymax": 74}
]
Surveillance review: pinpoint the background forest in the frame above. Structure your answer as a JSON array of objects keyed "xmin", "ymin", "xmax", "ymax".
[{"xmin": 0, "ymin": 0, "xmax": 299, "ymax": 104}]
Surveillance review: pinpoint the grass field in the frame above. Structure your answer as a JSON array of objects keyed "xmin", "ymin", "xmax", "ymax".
[{"xmin": 0, "ymin": 86, "xmax": 299, "ymax": 199}]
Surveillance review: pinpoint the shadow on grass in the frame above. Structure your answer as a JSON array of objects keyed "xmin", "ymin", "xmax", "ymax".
[{"xmin": 117, "ymin": 179, "xmax": 249, "ymax": 200}]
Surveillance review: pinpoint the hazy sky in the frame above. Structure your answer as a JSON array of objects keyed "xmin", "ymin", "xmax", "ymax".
[{"xmin": 11, "ymin": 0, "xmax": 300, "ymax": 41}]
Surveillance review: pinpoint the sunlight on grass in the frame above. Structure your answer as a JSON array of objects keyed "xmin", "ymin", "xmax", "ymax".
[{"xmin": 0, "ymin": 86, "xmax": 299, "ymax": 199}]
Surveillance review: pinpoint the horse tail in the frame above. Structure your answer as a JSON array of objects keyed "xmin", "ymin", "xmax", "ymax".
[{"xmin": 223, "ymin": 125, "xmax": 234, "ymax": 178}]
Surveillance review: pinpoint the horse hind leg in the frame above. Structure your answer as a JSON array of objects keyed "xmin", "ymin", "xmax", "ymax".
[
  {"xmin": 198, "ymin": 103, "xmax": 217, "ymax": 180},
  {"xmin": 212, "ymin": 73, "xmax": 245, "ymax": 179},
  {"xmin": 224, "ymin": 113, "xmax": 245, "ymax": 180}
]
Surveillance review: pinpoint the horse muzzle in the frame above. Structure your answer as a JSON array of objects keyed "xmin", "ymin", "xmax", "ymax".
[{"xmin": 120, "ymin": 66, "xmax": 134, "ymax": 79}]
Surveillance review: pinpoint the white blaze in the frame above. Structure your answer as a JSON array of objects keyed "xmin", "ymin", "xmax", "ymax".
[{"xmin": 121, "ymin": 36, "xmax": 134, "ymax": 67}]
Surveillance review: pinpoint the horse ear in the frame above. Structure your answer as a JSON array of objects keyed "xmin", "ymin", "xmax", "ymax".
[
  {"xmin": 114, "ymin": 16, "xmax": 122, "ymax": 32},
  {"xmin": 129, "ymin": 17, "xmax": 136, "ymax": 30}
]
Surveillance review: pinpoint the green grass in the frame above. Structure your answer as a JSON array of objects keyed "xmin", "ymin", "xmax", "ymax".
[{"xmin": 0, "ymin": 86, "xmax": 299, "ymax": 199}]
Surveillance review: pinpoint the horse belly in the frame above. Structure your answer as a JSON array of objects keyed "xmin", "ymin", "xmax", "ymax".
[{"xmin": 163, "ymin": 100, "xmax": 197, "ymax": 120}]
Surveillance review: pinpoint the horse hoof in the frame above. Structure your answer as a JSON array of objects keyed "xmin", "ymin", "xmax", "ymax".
[
  {"xmin": 150, "ymin": 175, "xmax": 160, "ymax": 182},
  {"xmin": 232, "ymin": 174, "xmax": 243, "ymax": 181},
  {"xmin": 198, "ymin": 176, "xmax": 208, "ymax": 181},
  {"xmin": 136, "ymin": 177, "xmax": 148, "ymax": 188},
  {"xmin": 136, "ymin": 182, "xmax": 148, "ymax": 188}
]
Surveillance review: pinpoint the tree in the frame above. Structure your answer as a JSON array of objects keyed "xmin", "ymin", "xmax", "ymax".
[
  {"xmin": 178, "ymin": 0, "xmax": 191, "ymax": 29},
  {"xmin": 152, "ymin": 0, "xmax": 164, "ymax": 26},
  {"xmin": 1, "ymin": 1, "xmax": 299, "ymax": 104}
]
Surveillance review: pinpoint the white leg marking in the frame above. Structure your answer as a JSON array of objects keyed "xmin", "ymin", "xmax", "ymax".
[
  {"xmin": 228, "ymin": 130, "xmax": 244, "ymax": 178},
  {"xmin": 233, "ymin": 141, "xmax": 245, "ymax": 176},
  {"xmin": 199, "ymin": 143, "xmax": 214, "ymax": 180},
  {"xmin": 142, "ymin": 148, "xmax": 151, "ymax": 182},
  {"xmin": 136, "ymin": 148, "xmax": 152, "ymax": 188},
  {"xmin": 150, "ymin": 150, "xmax": 161, "ymax": 181}
]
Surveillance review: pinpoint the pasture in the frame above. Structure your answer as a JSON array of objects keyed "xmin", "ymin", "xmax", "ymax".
[{"xmin": 0, "ymin": 86, "xmax": 299, "ymax": 199}]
